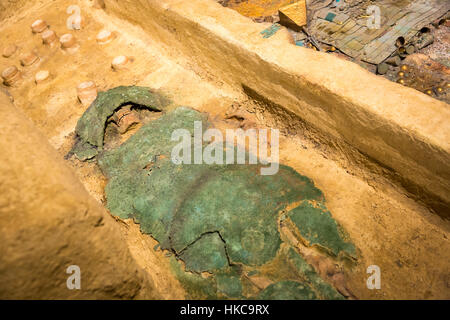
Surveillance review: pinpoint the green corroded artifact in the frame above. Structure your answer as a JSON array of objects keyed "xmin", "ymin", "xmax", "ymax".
[
  {"xmin": 258, "ymin": 281, "xmax": 317, "ymax": 300},
  {"xmin": 72, "ymin": 86, "xmax": 356, "ymax": 299},
  {"xmin": 72, "ymin": 86, "xmax": 169, "ymax": 160}
]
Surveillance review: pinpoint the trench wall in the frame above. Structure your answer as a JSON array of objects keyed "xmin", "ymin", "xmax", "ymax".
[
  {"xmin": 103, "ymin": 0, "xmax": 450, "ymax": 217},
  {"xmin": 0, "ymin": 91, "xmax": 160, "ymax": 299}
]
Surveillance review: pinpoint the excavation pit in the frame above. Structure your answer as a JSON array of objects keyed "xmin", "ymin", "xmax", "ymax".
[{"xmin": 0, "ymin": 0, "xmax": 449, "ymax": 300}]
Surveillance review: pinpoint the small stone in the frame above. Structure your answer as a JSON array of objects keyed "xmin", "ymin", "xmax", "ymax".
[
  {"xmin": 35, "ymin": 70, "xmax": 49, "ymax": 84},
  {"xmin": 1, "ymin": 66, "xmax": 21, "ymax": 86},
  {"xmin": 111, "ymin": 55, "xmax": 129, "ymax": 70},
  {"xmin": 77, "ymin": 81, "xmax": 98, "ymax": 106},
  {"xmin": 20, "ymin": 52, "xmax": 39, "ymax": 66},
  {"xmin": 31, "ymin": 19, "xmax": 48, "ymax": 33},
  {"xmin": 2, "ymin": 66, "xmax": 18, "ymax": 80},
  {"xmin": 2, "ymin": 44, "xmax": 17, "ymax": 58},
  {"xmin": 385, "ymin": 55, "xmax": 401, "ymax": 67},
  {"xmin": 377, "ymin": 63, "xmax": 389, "ymax": 75},
  {"xmin": 42, "ymin": 30, "xmax": 58, "ymax": 45},
  {"xmin": 416, "ymin": 33, "xmax": 434, "ymax": 50},
  {"xmin": 96, "ymin": 30, "xmax": 114, "ymax": 44},
  {"xmin": 405, "ymin": 45, "xmax": 416, "ymax": 55},
  {"xmin": 60, "ymin": 33, "xmax": 76, "ymax": 49}
]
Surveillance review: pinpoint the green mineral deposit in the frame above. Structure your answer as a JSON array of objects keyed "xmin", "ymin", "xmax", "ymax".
[{"xmin": 72, "ymin": 86, "xmax": 357, "ymax": 299}]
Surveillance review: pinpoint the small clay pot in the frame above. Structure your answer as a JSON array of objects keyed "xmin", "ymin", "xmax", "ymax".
[
  {"xmin": 60, "ymin": 34, "xmax": 77, "ymax": 49},
  {"xmin": 20, "ymin": 52, "xmax": 39, "ymax": 66},
  {"xmin": 111, "ymin": 55, "xmax": 129, "ymax": 70},
  {"xmin": 96, "ymin": 30, "xmax": 114, "ymax": 44},
  {"xmin": 31, "ymin": 19, "xmax": 48, "ymax": 33},
  {"xmin": 42, "ymin": 30, "xmax": 58, "ymax": 45},
  {"xmin": 1, "ymin": 66, "xmax": 21, "ymax": 86},
  {"xmin": 2, "ymin": 44, "xmax": 17, "ymax": 58},
  {"xmin": 35, "ymin": 70, "xmax": 50, "ymax": 84},
  {"xmin": 77, "ymin": 81, "xmax": 98, "ymax": 106}
]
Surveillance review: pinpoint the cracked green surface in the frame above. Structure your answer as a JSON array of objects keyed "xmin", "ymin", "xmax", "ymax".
[
  {"xmin": 258, "ymin": 281, "xmax": 317, "ymax": 300},
  {"xmin": 72, "ymin": 86, "xmax": 356, "ymax": 300},
  {"xmin": 179, "ymin": 232, "xmax": 229, "ymax": 273},
  {"xmin": 283, "ymin": 247, "xmax": 344, "ymax": 300},
  {"xmin": 288, "ymin": 202, "xmax": 356, "ymax": 257}
]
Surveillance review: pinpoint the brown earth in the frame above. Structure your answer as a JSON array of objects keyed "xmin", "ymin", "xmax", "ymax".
[{"xmin": 218, "ymin": 0, "xmax": 298, "ymax": 18}]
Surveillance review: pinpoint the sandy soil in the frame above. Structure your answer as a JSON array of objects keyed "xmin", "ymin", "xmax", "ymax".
[
  {"xmin": 1, "ymin": 0, "xmax": 449, "ymax": 299},
  {"xmin": 219, "ymin": 0, "xmax": 298, "ymax": 18}
]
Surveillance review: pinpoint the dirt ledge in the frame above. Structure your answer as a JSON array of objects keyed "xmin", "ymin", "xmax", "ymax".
[{"xmin": 0, "ymin": 91, "xmax": 162, "ymax": 299}]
